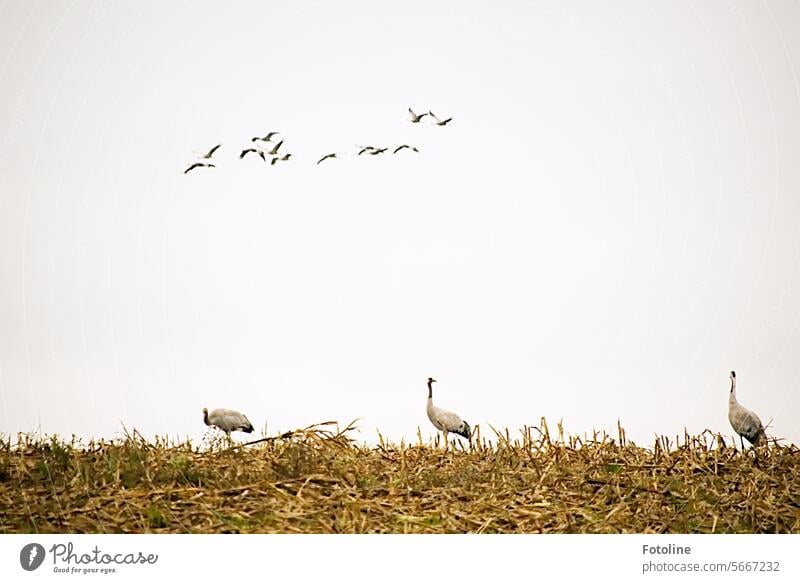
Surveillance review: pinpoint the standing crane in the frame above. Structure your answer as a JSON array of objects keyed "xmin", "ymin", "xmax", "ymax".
[
  {"xmin": 202, "ymin": 407, "xmax": 254, "ymax": 436},
  {"xmin": 426, "ymin": 377, "xmax": 471, "ymax": 446},
  {"xmin": 727, "ymin": 371, "xmax": 766, "ymax": 449}
]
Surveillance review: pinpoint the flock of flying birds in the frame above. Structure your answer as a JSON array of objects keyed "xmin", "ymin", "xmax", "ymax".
[
  {"xmin": 203, "ymin": 371, "xmax": 770, "ymax": 453},
  {"xmin": 183, "ymin": 107, "xmax": 452, "ymax": 174},
  {"xmin": 187, "ymin": 106, "xmax": 772, "ymax": 452}
]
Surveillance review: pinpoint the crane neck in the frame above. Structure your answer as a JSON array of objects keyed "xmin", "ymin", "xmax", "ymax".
[
  {"xmin": 729, "ymin": 378, "xmax": 737, "ymax": 405},
  {"xmin": 203, "ymin": 409, "xmax": 210, "ymax": 426},
  {"xmin": 427, "ymin": 380, "xmax": 433, "ymax": 399}
]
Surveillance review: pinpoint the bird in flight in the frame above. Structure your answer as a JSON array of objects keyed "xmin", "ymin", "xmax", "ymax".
[
  {"xmin": 271, "ymin": 153, "xmax": 292, "ymax": 165},
  {"xmin": 251, "ymin": 131, "xmax": 279, "ymax": 143},
  {"xmin": 184, "ymin": 162, "xmax": 215, "ymax": 174},
  {"xmin": 266, "ymin": 140, "xmax": 284, "ymax": 156},
  {"xmin": 317, "ymin": 153, "xmax": 340, "ymax": 164},
  {"xmin": 428, "ymin": 111, "xmax": 453, "ymax": 126},
  {"xmin": 408, "ymin": 107, "xmax": 429, "ymax": 123},
  {"xmin": 357, "ymin": 145, "xmax": 378, "ymax": 155},
  {"xmin": 393, "ymin": 145, "xmax": 419, "ymax": 154},
  {"xmin": 199, "ymin": 144, "xmax": 222, "ymax": 159},
  {"xmin": 240, "ymin": 148, "xmax": 267, "ymax": 162},
  {"xmin": 368, "ymin": 148, "xmax": 388, "ymax": 155}
]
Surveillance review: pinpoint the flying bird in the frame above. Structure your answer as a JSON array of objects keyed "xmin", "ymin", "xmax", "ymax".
[
  {"xmin": 728, "ymin": 371, "xmax": 767, "ymax": 449},
  {"xmin": 266, "ymin": 140, "xmax": 284, "ymax": 156},
  {"xmin": 199, "ymin": 144, "xmax": 222, "ymax": 159},
  {"xmin": 271, "ymin": 153, "xmax": 292, "ymax": 165},
  {"xmin": 393, "ymin": 145, "xmax": 419, "ymax": 154},
  {"xmin": 426, "ymin": 377, "xmax": 471, "ymax": 444},
  {"xmin": 368, "ymin": 148, "xmax": 388, "ymax": 155},
  {"xmin": 203, "ymin": 407, "xmax": 254, "ymax": 436},
  {"xmin": 240, "ymin": 148, "xmax": 267, "ymax": 162},
  {"xmin": 428, "ymin": 111, "xmax": 453, "ymax": 126},
  {"xmin": 357, "ymin": 146, "xmax": 378, "ymax": 155},
  {"xmin": 184, "ymin": 162, "xmax": 215, "ymax": 174},
  {"xmin": 251, "ymin": 132, "xmax": 279, "ymax": 143},
  {"xmin": 317, "ymin": 153, "xmax": 340, "ymax": 164},
  {"xmin": 408, "ymin": 107, "xmax": 429, "ymax": 123}
]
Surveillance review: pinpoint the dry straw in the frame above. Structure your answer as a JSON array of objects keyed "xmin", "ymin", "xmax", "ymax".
[{"xmin": 1, "ymin": 419, "xmax": 798, "ymax": 533}]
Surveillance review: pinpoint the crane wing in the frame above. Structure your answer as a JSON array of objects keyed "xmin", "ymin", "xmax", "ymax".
[{"xmin": 730, "ymin": 406, "xmax": 764, "ymax": 444}]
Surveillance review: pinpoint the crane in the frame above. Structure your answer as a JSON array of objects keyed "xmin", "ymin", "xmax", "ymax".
[
  {"xmin": 426, "ymin": 377, "xmax": 471, "ymax": 446},
  {"xmin": 202, "ymin": 407, "xmax": 254, "ymax": 436},
  {"xmin": 728, "ymin": 371, "xmax": 766, "ymax": 449}
]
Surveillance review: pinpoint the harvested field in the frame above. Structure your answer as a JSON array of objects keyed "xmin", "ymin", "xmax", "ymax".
[{"xmin": 1, "ymin": 421, "xmax": 798, "ymax": 533}]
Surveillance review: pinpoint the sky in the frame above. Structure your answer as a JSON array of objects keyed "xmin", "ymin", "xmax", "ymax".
[{"xmin": 0, "ymin": 0, "xmax": 799, "ymax": 447}]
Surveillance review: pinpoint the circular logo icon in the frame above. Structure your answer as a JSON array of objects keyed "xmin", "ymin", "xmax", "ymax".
[{"xmin": 19, "ymin": 543, "xmax": 46, "ymax": 571}]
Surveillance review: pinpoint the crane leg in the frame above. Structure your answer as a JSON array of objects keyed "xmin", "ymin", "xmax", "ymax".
[{"xmin": 740, "ymin": 435, "xmax": 744, "ymax": 452}]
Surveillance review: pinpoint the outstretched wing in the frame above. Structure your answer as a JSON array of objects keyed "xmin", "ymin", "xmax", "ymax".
[{"xmin": 184, "ymin": 162, "xmax": 212, "ymax": 174}]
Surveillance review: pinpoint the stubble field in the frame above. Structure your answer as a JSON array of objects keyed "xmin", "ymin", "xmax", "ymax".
[{"xmin": 1, "ymin": 421, "xmax": 798, "ymax": 533}]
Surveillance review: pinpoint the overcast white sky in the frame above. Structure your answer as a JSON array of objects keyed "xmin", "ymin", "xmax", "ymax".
[{"xmin": 0, "ymin": 0, "xmax": 799, "ymax": 447}]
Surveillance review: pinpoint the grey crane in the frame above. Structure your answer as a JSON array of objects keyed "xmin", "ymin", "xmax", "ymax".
[
  {"xmin": 728, "ymin": 371, "xmax": 766, "ymax": 449},
  {"xmin": 426, "ymin": 377, "xmax": 471, "ymax": 445},
  {"xmin": 202, "ymin": 407, "xmax": 254, "ymax": 436}
]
